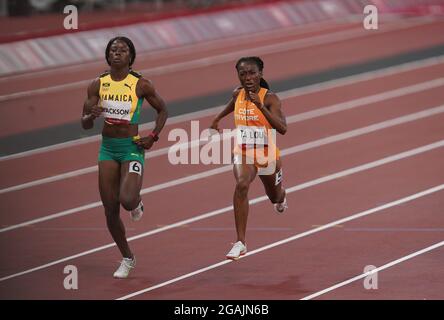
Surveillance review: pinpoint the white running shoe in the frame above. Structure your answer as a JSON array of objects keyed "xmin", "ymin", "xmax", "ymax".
[
  {"xmin": 274, "ymin": 197, "xmax": 288, "ymax": 214},
  {"xmin": 226, "ymin": 241, "xmax": 247, "ymax": 260},
  {"xmin": 130, "ymin": 200, "xmax": 143, "ymax": 221},
  {"xmin": 113, "ymin": 256, "xmax": 136, "ymax": 279}
]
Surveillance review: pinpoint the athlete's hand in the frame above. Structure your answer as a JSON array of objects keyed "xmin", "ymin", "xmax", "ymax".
[
  {"xmin": 248, "ymin": 91, "xmax": 263, "ymax": 109},
  {"xmin": 89, "ymin": 105, "xmax": 102, "ymax": 119},
  {"xmin": 134, "ymin": 136, "xmax": 155, "ymax": 150}
]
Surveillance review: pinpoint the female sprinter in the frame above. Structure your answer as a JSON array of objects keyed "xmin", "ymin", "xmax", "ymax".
[
  {"xmin": 210, "ymin": 56, "xmax": 288, "ymax": 260},
  {"xmin": 81, "ymin": 37, "xmax": 168, "ymax": 278}
]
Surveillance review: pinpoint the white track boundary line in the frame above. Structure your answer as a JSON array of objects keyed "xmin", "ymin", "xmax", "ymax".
[
  {"xmin": 1, "ymin": 140, "xmax": 443, "ymax": 282},
  {"xmin": 2, "ymin": 76, "xmax": 443, "ymax": 194},
  {"xmin": 301, "ymin": 240, "xmax": 444, "ymax": 300},
  {"xmin": 116, "ymin": 184, "xmax": 444, "ymax": 300},
  {"xmin": 1, "ymin": 106, "xmax": 444, "ymax": 233},
  {"xmin": 0, "ymin": 18, "xmax": 431, "ymax": 102},
  {"xmin": 2, "ymin": 54, "xmax": 443, "ymax": 162}
]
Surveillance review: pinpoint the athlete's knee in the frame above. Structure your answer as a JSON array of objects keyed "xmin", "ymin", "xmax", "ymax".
[
  {"xmin": 235, "ymin": 179, "xmax": 251, "ymax": 197},
  {"xmin": 119, "ymin": 194, "xmax": 139, "ymax": 211}
]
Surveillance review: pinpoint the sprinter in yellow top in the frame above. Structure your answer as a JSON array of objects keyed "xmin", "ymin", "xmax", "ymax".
[
  {"xmin": 211, "ymin": 56, "xmax": 288, "ymax": 260},
  {"xmin": 81, "ymin": 37, "xmax": 168, "ymax": 278},
  {"xmin": 99, "ymin": 70, "xmax": 143, "ymax": 125}
]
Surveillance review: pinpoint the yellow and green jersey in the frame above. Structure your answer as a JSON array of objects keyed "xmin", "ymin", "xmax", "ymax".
[{"xmin": 99, "ymin": 70, "xmax": 143, "ymax": 125}]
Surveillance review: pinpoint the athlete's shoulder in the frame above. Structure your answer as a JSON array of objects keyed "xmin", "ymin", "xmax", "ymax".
[
  {"xmin": 232, "ymin": 86, "xmax": 243, "ymax": 99},
  {"xmin": 135, "ymin": 76, "xmax": 156, "ymax": 97},
  {"xmin": 89, "ymin": 75, "xmax": 101, "ymax": 85},
  {"xmin": 99, "ymin": 70, "xmax": 110, "ymax": 78},
  {"xmin": 264, "ymin": 89, "xmax": 281, "ymax": 108},
  {"xmin": 87, "ymin": 77, "xmax": 101, "ymax": 95},
  {"xmin": 264, "ymin": 89, "xmax": 278, "ymax": 99},
  {"xmin": 137, "ymin": 76, "xmax": 154, "ymax": 88},
  {"xmin": 129, "ymin": 70, "xmax": 142, "ymax": 78}
]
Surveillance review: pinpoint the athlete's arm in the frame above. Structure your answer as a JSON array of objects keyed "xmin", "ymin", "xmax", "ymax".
[
  {"xmin": 134, "ymin": 78, "xmax": 168, "ymax": 150},
  {"xmin": 210, "ymin": 87, "xmax": 241, "ymax": 132},
  {"xmin": 81, "ymin": 78, "xmax": 101, "ymax": 130},
  {"xmin": 249, "ymin": 91, "xmax": 287, "ymax": 135}
]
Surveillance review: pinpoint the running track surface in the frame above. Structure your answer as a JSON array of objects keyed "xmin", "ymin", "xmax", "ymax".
[{"xmin": 0, "ymin": 16, "xmax": 443, "ymax": 300}]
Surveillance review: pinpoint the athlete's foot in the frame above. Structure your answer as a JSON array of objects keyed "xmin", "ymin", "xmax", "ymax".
[
  {"xmin": 226, "ymin": 241, "xmax": 247, "ymax": 260},
  {"xmin": 274, "ymin": 197, "xmax": 288, "ymax": 214},
  {"xmin": 113, "ymin": 256, "xmax": 136, "ymax": 279},
  {"xmin": 130, "ymin": 200, "xmax": 143, "ymax": 221}
]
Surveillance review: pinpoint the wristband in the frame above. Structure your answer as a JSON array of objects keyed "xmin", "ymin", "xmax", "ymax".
[{"xmin": 149, "ymin": 132, "xmax": 159, "ymax": 142}]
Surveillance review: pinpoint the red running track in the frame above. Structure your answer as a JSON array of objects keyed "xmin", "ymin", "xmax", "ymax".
[{"xmin": 0, "ymin": 17, "xmax": 443, "ymax": 300}]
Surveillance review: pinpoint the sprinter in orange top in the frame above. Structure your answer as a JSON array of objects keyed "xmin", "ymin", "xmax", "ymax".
[{"xmin": 210, "ymin": 56, "xmax": 288, "ymax": 260}]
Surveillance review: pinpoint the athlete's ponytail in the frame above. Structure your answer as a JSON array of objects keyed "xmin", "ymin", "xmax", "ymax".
[{"xmin": 260, "ymin": 78, "xmax": 270, "ymax": 89}]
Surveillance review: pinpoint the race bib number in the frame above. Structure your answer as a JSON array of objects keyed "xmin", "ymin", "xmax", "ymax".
[
  {"xmin": 236, "ymin": 126, "xmax": 268, "ymax": 147},
  {"xmin": 101, "ymin": 100, "xmax": 132, "ymax": 122},
  {"xmin": 129, "ymin": 161, "xmax": 142, "ymax": 175}
]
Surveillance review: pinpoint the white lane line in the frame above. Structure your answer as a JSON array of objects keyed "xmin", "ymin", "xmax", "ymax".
[
  {"xmin": 1, "ymin": 140, "xmax": 443, "ymax": 282},
  {"xmin": 2, "ymin": 76, "xmax": 443, "ymax": 194},
  {"xmin": 1, "ymin": 105, "xmax": 444, "ymax": 233},
  {"xmin": 301, "ymin": 240, "xmax": 444, "ymax": 300},
  {"xmin": 116, "ymin": 184, "xmax": 444, "ymax": 300},
  {"xmin": 0, "ymin": 18, "xmax": 432, "ymax": 102},
  {"xmin": 2, "ymin": 53, "xmax": 444, "ymax": 163}
]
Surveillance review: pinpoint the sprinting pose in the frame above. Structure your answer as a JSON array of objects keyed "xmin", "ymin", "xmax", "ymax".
[
  {"xmin": 81, "ymin": 37, "xmax": 168, "ymax": 278},
  {"xmin": 211, "ymin": 56, "xmax": 288, "ymax": 260}
]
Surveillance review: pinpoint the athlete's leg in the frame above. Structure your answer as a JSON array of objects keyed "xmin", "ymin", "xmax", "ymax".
[
  {"xmin": 258, "ymin": 159, "xmax": 286, "ymax": 204},
  {"xmin": 98, "ymin": 160, "xmax": 133, "ymax": 259},
  {"xmin": 119, "ymin": 160, "xmax": 143, "ymax": 211},
  {"xmin": 233, "ymin": 154, "xmax": 258, "ymax": 244}
]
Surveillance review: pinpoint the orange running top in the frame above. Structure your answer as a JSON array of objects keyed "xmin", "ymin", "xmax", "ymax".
[{"xmin": 233, "ymin": 87, "xmax": 280, "ymax": 166}]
